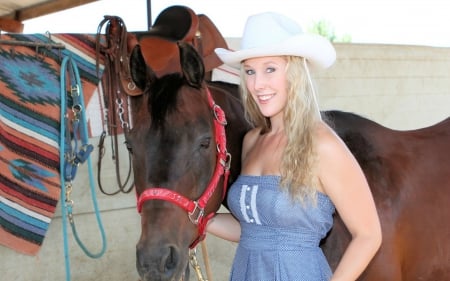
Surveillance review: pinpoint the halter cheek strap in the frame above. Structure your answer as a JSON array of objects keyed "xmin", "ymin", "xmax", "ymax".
[{"xmin": 136, "ymin": 87, "xmax": 230, "ymax": 248}]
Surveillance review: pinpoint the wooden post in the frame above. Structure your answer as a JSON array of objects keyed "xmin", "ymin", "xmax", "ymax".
[{"xmin": 0, "ymin": 18, "xmax": 24, "ymax": 33}]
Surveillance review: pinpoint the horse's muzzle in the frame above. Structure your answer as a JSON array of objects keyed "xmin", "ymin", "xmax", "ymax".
[{"xmin": 136, "ymin": 242, "xmax": 187, "ymax": 281}]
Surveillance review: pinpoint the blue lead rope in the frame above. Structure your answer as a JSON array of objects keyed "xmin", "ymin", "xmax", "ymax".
[{"xmin": 59, "ymin": 55, "xmax": 107, "ymax": 281}]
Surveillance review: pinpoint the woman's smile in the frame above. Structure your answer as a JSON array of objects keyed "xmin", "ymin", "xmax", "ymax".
[{"xmin": 257, "ymin": 93, "xmax": 276, "ymax": 102}]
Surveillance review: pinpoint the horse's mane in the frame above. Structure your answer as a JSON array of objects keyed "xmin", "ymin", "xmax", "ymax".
[{"xmin": 148, "ymin": 73, "xmax": 183, "ymax": 129}]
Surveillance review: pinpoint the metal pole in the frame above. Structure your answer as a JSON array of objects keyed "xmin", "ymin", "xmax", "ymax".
[{"xmin": 146, "ymin": 0, "xmax": 152, "ymax": 30}]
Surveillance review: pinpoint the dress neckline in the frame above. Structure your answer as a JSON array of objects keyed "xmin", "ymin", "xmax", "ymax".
[
  {"xmin": 240, "ymin": 174, "xmax": 280, "ymax": 178},
  {"xmin": 237, "ymin": 174, "xmax": 330, "ymax": 198}
]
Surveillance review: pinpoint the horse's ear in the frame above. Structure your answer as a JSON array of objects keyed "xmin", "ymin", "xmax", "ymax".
[
  {"xmin": 130, "ymin": 45, "xmax": 156, "ymax": 90},
  {"xmin": 178, "ymin": 41, "xmax": 205, "ymax": 88}
]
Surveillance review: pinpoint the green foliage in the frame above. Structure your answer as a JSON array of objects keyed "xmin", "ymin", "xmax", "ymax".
[{"xmin": 308, "ymin": 20, "xmax": 352, "ymax": 43}]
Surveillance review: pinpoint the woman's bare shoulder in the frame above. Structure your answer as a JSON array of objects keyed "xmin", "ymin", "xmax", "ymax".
[
  {"xmin": 315, "ymin": 121, "xmax": 346, "ymax": 153},
  {"xmin": 241, "ymin": 127, "xmax": 262, "ymax": 160},
  {"xmin": 315, "ymin": 121, "xmax": 368, "ymax": 195}
]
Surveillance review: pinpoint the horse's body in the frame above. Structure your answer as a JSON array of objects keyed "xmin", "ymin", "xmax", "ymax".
[{"xmin": 321, "ymin": 110, "xmax": 450, "ymax": 280}]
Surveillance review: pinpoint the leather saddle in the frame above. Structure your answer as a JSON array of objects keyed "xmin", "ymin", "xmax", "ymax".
[{"xmin": 96, "ymin": 5, "xmax": 228, "ymax": 96}]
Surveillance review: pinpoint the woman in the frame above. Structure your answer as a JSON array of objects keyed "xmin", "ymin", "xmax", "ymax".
[{"xmin": 207, "ymin": 12, "xmax": 382, "ymax": 281}]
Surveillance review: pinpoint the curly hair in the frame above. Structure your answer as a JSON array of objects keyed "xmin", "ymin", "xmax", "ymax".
[{"xmin": 239, "ymin": 56, "xmax": 321, "ymax": 203}]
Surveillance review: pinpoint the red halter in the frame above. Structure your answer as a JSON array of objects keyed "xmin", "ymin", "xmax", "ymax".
[{"xmin": 136, "ymin": 87, "xmax": 231, "ymax": 248}]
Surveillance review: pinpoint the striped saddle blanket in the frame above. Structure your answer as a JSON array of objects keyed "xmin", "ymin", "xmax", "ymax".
[{"xmin": 0, "ymin": 33, "xmax": 106, "ymax": 255}]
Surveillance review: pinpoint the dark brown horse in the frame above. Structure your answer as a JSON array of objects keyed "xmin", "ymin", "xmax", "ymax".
[
  {"xmin": 321, "ymin": 110, "xmax": 450, "ymax": 280},
  {"xmin": 126, "ymin": 41, "xmax": 251, "ymax": 281}
]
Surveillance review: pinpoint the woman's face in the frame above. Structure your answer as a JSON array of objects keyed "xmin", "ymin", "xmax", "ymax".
[{"xmin": 243, "ymin": 56, "xmax": 288, "ymax": 120}]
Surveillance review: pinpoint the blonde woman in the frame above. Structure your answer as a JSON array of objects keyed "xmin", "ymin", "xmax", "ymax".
[{"xmin": 207, "ymin": 12, "xmax": 381, "ymax": 281}]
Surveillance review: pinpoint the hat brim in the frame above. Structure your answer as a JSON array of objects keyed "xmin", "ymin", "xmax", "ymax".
[{"xmin": 215, "ymin": 33, "xmax": 336, "ymax": 70}]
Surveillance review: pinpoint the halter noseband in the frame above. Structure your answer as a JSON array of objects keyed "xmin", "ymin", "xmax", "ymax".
[{"xmin": 136, "ymin": 87, "xmax": 231, "ymax": 248}]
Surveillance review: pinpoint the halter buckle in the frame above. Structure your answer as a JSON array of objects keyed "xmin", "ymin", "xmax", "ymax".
[
  {"xmin": 213, "ymin": 104, "xmax": 227, "ymax": 125},
  {"xmin": 224, "ymin": 152, "xmax": 232, "ymax": 171},
  {"xmin": 188, "ymin": 201, "xmax": 204, "ymax": 225}
]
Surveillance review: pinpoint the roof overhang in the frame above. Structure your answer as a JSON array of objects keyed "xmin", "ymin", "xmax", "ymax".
[{"xmin": 0, "ymin": 0, "xmax": 99, "ymax": 32}]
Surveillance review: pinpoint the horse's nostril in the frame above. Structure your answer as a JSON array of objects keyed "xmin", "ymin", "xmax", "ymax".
[
  {"xmin": 136, "ymin": 249, "xmax": 150, "ymax": 274},
  {"xmin": 136, "ymin": 244, "xmax": 181, "ymax": 280},
  {"xmin": 160, "ymin": 245, "xmax": 179, "ymax": 272}
]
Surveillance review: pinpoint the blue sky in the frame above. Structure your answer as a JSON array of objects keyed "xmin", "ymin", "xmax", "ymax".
[{"xmin": 23, "ymin": 0, "xmax": 450, "ymax": 47}]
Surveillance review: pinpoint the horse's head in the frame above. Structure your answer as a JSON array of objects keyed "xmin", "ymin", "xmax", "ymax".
[{"xmin": 127, "ymin": 41, "xmax": 230, "ymax": 281}]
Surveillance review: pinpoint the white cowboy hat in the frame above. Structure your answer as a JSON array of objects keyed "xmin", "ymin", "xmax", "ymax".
[{"xmin": 215, "ymin": 12, "xmax": 336, "ymax": 70}]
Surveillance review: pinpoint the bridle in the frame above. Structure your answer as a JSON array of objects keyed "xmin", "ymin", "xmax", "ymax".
[
  {"xmin": 95, "ymin": 15, "xmax": 135, "ymax": 196},
  {"xmin": 136, "ymin": 87, "xmax": 231, "ymax": 248}
]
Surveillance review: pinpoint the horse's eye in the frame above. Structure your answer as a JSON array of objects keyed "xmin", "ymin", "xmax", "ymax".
[{"xmin": 200, "ymin": 137, "xmax": 211, "ymax": 149}]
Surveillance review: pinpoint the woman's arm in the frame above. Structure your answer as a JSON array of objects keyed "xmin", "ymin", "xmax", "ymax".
[
  {"xmin": 318, "ymin": 124, "xmax": 382, "ymax": 281},
  {"xmin": 206, "ymin": 213, "xmax": 241, "ymax": 242}
]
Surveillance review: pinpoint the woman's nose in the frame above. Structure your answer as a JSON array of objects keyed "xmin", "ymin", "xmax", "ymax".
[{"xmin": 252, "ymin": 73, "xmax": 266, "ymax": 90}]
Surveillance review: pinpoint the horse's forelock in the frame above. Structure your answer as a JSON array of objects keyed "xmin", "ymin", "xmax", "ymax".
[{"xmin": 148, "ymin": 74, "xmax": 183, "ymax": 128}]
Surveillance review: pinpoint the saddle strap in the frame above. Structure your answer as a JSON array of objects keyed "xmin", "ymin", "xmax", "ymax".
[
  {"xmin": 95, "ymin": 15, "xmax": 135, "ymax": 195},
  {"xmin": 96, "ymin": 15, "xmax": 141, "ymax": 96}
]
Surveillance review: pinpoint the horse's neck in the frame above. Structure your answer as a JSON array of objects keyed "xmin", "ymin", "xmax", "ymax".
[
  {"xmin": 206, "ymin": 81, "xmax": 252, "ymax": 189},
  {"xmin": 207, "ymin": 81, "xmax": 241, "ymax": 104}
]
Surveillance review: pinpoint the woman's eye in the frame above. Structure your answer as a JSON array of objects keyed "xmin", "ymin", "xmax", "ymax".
[
  {"xmin": 266, "ymin": 67, "xmax": 276, "ymax": 73},
  {"xmin": 245, "ymin": 69, "xmax": 255, "ymax": 75}
]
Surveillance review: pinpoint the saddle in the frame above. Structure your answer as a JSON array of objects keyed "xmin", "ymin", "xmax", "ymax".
[
  {"xmin": 137, "ymin": 6, "xmax": 227, "ymax": 79},
  {"xmin": 96, "ymin": 5, "xmax": 228, "ymax": 97}
]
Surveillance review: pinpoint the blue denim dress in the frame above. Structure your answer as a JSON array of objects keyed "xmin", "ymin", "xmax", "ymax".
[{"xmin": 227, "ymin": 175, "xmax": 335, "ymax": 281}]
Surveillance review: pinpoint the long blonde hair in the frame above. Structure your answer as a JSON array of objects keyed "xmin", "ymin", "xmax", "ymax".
[{"xmin": 240, "ymin": 56, "xmax": 321, "ymax": 203}]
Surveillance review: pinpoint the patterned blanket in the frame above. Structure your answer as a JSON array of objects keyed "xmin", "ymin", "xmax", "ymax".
[{"xmin": 0, "ymin": 33, "xmax": 105, "ymax": 255}]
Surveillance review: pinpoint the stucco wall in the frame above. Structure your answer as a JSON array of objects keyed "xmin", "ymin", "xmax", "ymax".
[
  {"xmin": 1, "ymin": 43, "xmax": 449, "ymax": 281},
  {"xmin": 318, "ymin": 43, "xmax": 450, "ymax": 130}
]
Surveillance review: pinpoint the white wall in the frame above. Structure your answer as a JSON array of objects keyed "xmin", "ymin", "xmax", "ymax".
[{"xmin": 318, "ymin": 43, "xmax": 450, "ymax": 130}]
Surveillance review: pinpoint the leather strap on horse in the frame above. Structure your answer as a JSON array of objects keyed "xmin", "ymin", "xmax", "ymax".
[{"xmin": 96, "ymin": 15, "xmax": 141, "ymax": 96}]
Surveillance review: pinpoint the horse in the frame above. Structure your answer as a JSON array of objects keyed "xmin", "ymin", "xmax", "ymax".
[
  {"xmin": 126, "ymin": 41, "xmax": 251, "ymax": 281},
  {"xmin": 320, "ymin": 110, "xmax": 450, "ymax": 280}
]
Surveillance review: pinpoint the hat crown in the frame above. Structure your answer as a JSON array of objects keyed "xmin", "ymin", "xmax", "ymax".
[
  {"xmin": 241, "ymin": 12, "xmax": 304, "ymax": 49},
  {"xmin": 214, "ymin": 12, "xmax": 336, "ymax": 70}
]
